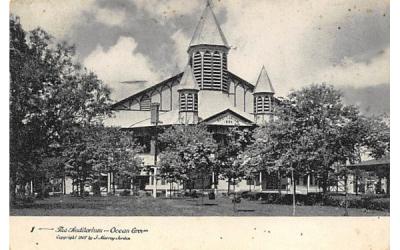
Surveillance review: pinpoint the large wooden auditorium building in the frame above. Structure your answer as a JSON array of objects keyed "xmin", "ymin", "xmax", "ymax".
[{"xmin": 99, "ymin": 1, "xmax": 324, "ymax": 196}]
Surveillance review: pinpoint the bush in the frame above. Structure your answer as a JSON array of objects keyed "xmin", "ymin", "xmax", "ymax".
[
  {"xmin": 120, "ymin": 189, "xmax": 131, "ymax": 196},
  {"xmin": 322, "ymin": 193, "xmax": 390, "ymax": 211},
  {"xmin": 241, "ymin": 191, "xmax": 261, "ymax": 200},
  {"xmin": 367, "ymin": 198, "xmax": 390, "ymax": 211},
  {"xmin": 304, "ymin": 193, "xmax": 324, "ymax": 205},
  {"xmin": 240, "ymin": 191, "xmax": 389, "ymax": 211},
  {"xmin": 184, "ymin": 190, "xmax": 199, "ymax": 198},
  {"xmin": 232, "ymin": 197, "xmax": 241, "ymax": 203}
]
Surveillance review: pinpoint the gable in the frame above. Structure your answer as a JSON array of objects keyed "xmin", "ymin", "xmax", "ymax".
[{"xmin": 202, "ymin": 109, "xmax": 254, "ymax": 126}]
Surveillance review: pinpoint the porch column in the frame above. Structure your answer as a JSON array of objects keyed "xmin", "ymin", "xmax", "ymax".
[
  {"xmin": 130, "ymin": 178, "xmax": 134, "ymax": 195},
  {"xmin": 212, "ymin": 172, "xmax": 216, "ymax": 191},
  {"xmin": 150, "ymin": 138, "xmax": 156, "ymax": 155},
  {"xmin": 386, "ymin": 173, "xmax": 390, "ymax": 195},
  {"xmin": 63, "ymin": 176, "xmax": 66, "ymax": 195},
  {"xmin": 153, "ymin": 167, "xmax": 157, "ymax": 198},
  {"xmin": 107, "ymin": 172, "xmax": 111, "ymax": 193},
  {"xmin": 307, "ymin": 174, "xmax": 310, "ymax": 194},
  {"xmin": 259, "ymin": 171, "xmax": 262, "ymax": 191},
  {"xmin": 30, "ymin": 180, "xmax": 33, "ymax": 195}
]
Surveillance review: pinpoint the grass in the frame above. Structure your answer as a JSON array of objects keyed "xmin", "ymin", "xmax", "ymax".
[{"xmin": 10, "ymin": 195, "xmax": 389, "ymax": 216}]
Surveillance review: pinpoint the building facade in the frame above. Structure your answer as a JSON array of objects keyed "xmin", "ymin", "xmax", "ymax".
[{"xmin": 101, "ymin": 2, "xmax": 283, "ymax": 195}]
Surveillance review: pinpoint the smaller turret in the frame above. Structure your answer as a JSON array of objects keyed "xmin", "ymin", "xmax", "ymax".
[
  {"xmin": 178, "ymin": 65, "xmax": 200, "ymax": 125},
  {"xmin": 253, "ymin": 66, "xmax": 275, "ymax": 125}
]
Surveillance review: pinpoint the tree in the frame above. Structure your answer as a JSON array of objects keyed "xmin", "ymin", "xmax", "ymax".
[
  {"xmin": 282, "ymin": 84, "xmax": 370, "ymax": 194},
  {"xmin": 244, "ymin": 103, "xmax": 307, "ymax": 215},
  {"xmin": 243, "ymin": 84, "xmax": 374, "ymax": 215},
  {"xmin": 10, "ymin": 15, "xmax": 112, "ymax": 202},
  {"xmin": 363, "ymin": 115, "xmax": 390, "ymax": 159},
  {"xmin": 158, "ymin": 150, "xmax": 184, "ymax": 196},
  {"xmin": 63, "ymin": 126, "xmax": 143, "ymax": 197},
  {"xmin": 158, "ymin": 125, "xmax": 217, "ymax": 198},
  {"xmin": 216, "ymin": 127, "xmax": 253, "ymax": 194}
]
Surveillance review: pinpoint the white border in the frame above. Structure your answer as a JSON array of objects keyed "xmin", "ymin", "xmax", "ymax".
[
  {"xmin": 390, "ymin": 1, "xmax": 398, "ymax": 249},
  {"xmin": 0, "ymin": 1, "xmax": 10, "ymax": 250}
]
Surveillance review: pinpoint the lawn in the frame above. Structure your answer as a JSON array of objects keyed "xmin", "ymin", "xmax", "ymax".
[{"xmin": 10, "ymin": 195, "xmax": 389, "ymax": 216}]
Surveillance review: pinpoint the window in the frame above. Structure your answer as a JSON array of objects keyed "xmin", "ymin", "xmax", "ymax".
[
  {"xmin": 193, "ymin": 52, "xmax": 202, "ymax": 87},
  {"xmin": 264, "ymin": 95, "xmax": 271, "ymax": 112},
  {"xmin": 193, "ymin": 94, "xmax": 198, "ymax": 111},
  {"xmin": 180, "ymin": 93, "xmax": 187, "ymax": 111},
  {"xmin": 203, "ymin": 51, "xmax": 213, "ymax": 89},
  {"xmin": 256, "ymin": 96, "xmax": 263, "ymax": 113},
  {"xmin": 222, "ymin": 53, "xmax": 228, "ymax": 92},
  {"xmin": 139, "ymin": 95, "xmax": 151, "ymax": 110},
  {"xmin": 212, "ymin": 51, "xmax": 221, "ymax": 89},
  {"xmin": 186, "ymin": 93, "xmax": 194, "ymax": 111}
]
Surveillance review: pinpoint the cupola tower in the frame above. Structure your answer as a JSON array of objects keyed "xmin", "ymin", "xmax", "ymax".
[
  {"xmin": 188, "ymin": 1, "xmax": 230, "ymax": 92},
  {"xmin": 253, "ymin": 66, "xmax": 275, "ymax": 124},
  {"xmin": 178, "ymin": 65, "xmax": 200, "ymax": 125}
]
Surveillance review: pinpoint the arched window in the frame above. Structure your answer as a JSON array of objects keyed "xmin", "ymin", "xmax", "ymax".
[
  {"xmin": 253, "ymin": 97, "xmax": 257, "ymax": 113},
  {"xmin": 180, "ymin": 93, "xmax": 187, "ymax": 111},
  {"xmin": 193, "ymin": 52, "xmax": 202, "ymax": 88},
  {"xmin": 139, "ymin": 95, "xmax": 151, "ymax": 110},
  {"xmin": 186, "ymin": 93, "xmax": 194, "ymax": 111},
  {"xmin": 263, "ymin": 96, "xmax": 271, "ymax": 112},
  {"xmin": 203, "ymin": 51, "xmax": 212, "ymax": 89},
  {"xmin": 212, "ymin": 51, "xmax": 221, "ymax": 89},
  {"xmin": 256, "ymin": 96, "xmax": 263, "ymax": 113},
  {"xmin": 193, "ymin": 93, "xmax": 198, "ymax": 111},
  {"xmin": 222, "ymin": 52, "xmax": 228, "ymax": 92}
]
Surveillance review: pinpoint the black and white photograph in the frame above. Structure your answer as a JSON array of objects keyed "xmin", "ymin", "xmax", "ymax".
[{"xmin": 6, "ymin": 0, "xmax": 393, "ymax": 248}]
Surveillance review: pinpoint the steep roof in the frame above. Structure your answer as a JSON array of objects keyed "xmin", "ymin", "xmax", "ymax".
[
  {"xmin": 189, "ymin": 1, "xmax": 229, "ymax": 48},
  {"xmin": 177, "ymin": 65, "xmax": 199, "ymax": 91},
  {"xmin": 254, "ymin": 66, "xmax": 275, "ymax": 94},
  {"xmin": 106, "ymin": 90, "xmax": 256, "ymax": 129},
  {"xmin": 111, "ymin": 72, "xmax": 183, "ymax": 109}
]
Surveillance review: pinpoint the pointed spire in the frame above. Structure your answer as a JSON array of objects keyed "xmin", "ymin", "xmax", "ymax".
[
  {"xmin": 254, "ymin": 66, "xmax": 275, "ymax": 94},
  {"xmin": 189, "ymin": 0, "xmax": 229, "ymax": 48},
  {"xmin": 178, "ymin": 65, "xmax": 199, "ymax": 91}
]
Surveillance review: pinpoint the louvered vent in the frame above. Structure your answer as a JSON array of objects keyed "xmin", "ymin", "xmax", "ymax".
[
  {"xmin": 203, "ymin": 51, "xmax": 213, "ymax": 89},
  {"xmin": 139, "ymin": 95, "xmax": 151, "ymax": 110},
  {"xmin": 179, "ymin": 92, "xmax": 198, "ymax": 112},
  {"xmin": 186, "ymin": 93, "xmax": 194, "ymax": 111},
  {"xmin": 256, "ymin": 96, "xmax": 263, "ymax": 113},
  {"xmin": 194, "ymin": 94, "xmax": 198, "ymax": 111},
  {"xmin": 193, "ymin": 52, "xmax": 202, "ymax": 88},
  {"xmin": 263, "ymin": 96, "xmax": 271, "ymax": 112},
  {"xmin": 254, "ymin": 95, "xmax": 273, "ymax": 113},
  {"xmin": 180, "ymin": 93, "xmax": 186, "ymax": 111},
  {"xmin": 191, "ymin": 49, "xmax": 229, "ymax": 92},
  {"xmin": 212, "ymin": 51, "xmax": 221, "ymax": 90},
  {"xmin": 222, "ymin": 53, "xmax": 228, "ymax": 92}
]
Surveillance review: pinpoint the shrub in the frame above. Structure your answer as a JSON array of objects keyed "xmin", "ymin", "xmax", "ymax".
[
  {"xmin": 322, "ymin": 193, "xmax": 390, "ymax": 211},
  {"xmin": 241, "ymin": 191, "xmax": 261, "ymax": 200},
  {"xmin": 367, "ymin": 198, "xmax": 390, "ymax": 211},
  {"xmin": 304, "ymin": 193, "xmax": 324, "ymax": 205},
  {"xmin": 184, "ymin": 190, "xmax": 199, "ymax": 198},
  {"xmin": 120, "ymin": 189, "xmax": 131, "ymax": 196},
  {"xmin": 241, "ymin": 191, "xmax": 389, "ymax": 211}
]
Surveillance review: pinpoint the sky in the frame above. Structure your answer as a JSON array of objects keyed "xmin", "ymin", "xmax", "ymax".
[{"xmin": 10, "ymin": 0, "xmax": 389, "ymax": 115}]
